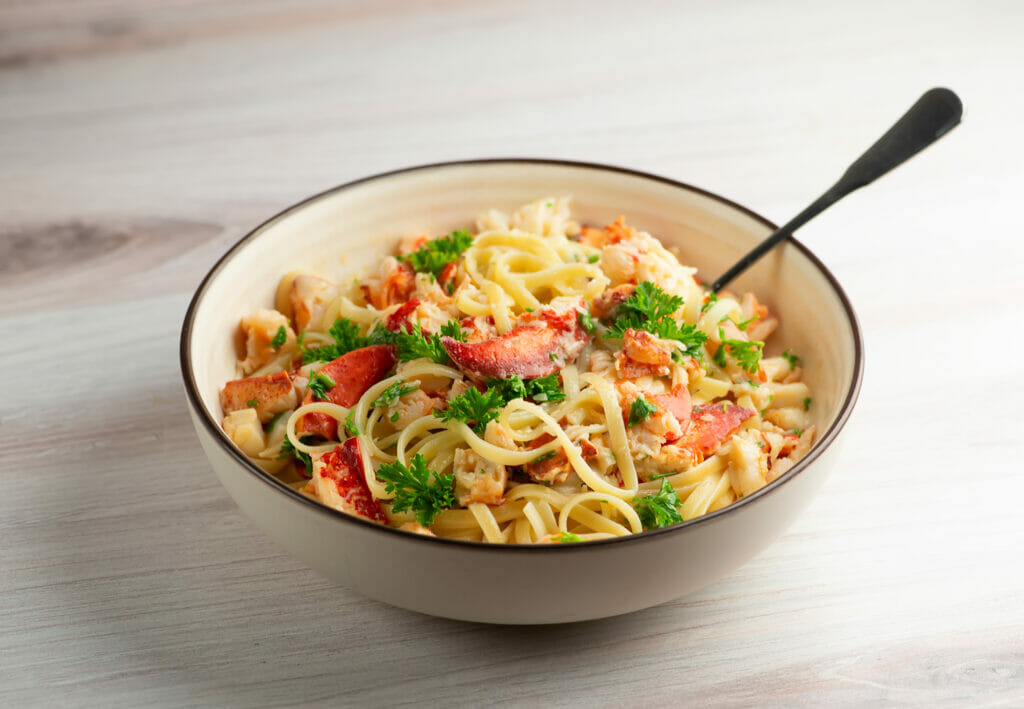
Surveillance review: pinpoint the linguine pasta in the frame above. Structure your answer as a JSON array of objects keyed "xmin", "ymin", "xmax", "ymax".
[{"xmin": 218, "ymin": 198, "xmax": 816, "ymax": 544}]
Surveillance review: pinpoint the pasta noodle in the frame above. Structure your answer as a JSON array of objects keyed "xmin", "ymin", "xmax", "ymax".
[{"xmin": 217, "ymin": 198, "xmax": 817, "ymax": 544}]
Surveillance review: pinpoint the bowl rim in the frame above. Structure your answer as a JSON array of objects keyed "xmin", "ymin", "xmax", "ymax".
[{"xmin": 180, "ymin": 157, "xmax": 864, "ymax": 553}]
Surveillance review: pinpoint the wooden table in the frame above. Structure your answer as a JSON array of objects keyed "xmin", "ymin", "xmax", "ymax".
[{"xmin": 3, "ymin": 1, "xmax": 1021, "ymax": 705}]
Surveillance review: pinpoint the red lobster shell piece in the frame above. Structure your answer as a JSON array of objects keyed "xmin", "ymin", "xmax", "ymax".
[
  {"xmin": 317, "ymin": 438, "xmax": 387, "ymax": 523},
  {"xmin": 683, "ymin": 403, "xmax": 754, "ymax": 456},
  {"xmin": 297, "ymin": 344, "xmax": 397, "ymax": 439},
  {"xmin": 441, "ymin": 309, "xmax": 589, "ymax": 380}
]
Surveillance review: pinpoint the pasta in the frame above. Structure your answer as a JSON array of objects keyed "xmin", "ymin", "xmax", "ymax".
[{"xmin": 218, "ymin": 198, "xmax": 817, "ymax": 544}]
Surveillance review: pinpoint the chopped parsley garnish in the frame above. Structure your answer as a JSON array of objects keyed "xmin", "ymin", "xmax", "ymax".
[
  {"xmin": 344, "ymin": 410, "xmax": 359, "ymax": 438},
  {"xmin": 387, "ymin": 322, "xmax": 451, "ymax": 365},
  {"xmin": 713, "ymin": 326, "xmax": 764, "ymax": 375},
  {"xmin": 307, "ymin": 371, "xmax": 337, "ymax": 400},
  {"xmin": 803, "ymin": 397, "xmax": 812, "ymax": 411},
  {"xmin": 439, "ymin": 319, "xmax": 467, "ymax": 342},
  {"xmin": 732, "ymin": 315, "xmax": 758, "ymax": 331},
  {"xmin": 264, "ymin": 411, "xmax": 287, "ymax": 432},
  {"xmin": 587, "ymin": 254, "xmax": 600, "ymax": 264},
  {"xmin": 633, "ymin": 478, "xmax": 684, "ymax": 529},
  {"xmin": 531, "ymin": 451, "xmax": 557, "ymax": 464},
  {"xmin": 301, "ymin": 317, "xmax": 371, "ymax": 363},
  {"xmin": 372, "ymin": 380, "xmax": 419, "ymax": 408},
  {"xmin": 793, "ymin": 428, "xmax": 804, "ymax": 437},
  {"xmin": 628, "ymin": 395, "xmax": 658, "ymax": 426},
  {"xmin": 577, "ymin": 310, "xmax": 597, "ymax": 334},
  {"xmin": 487, "ymin": 374, "xmax": 565, "ymax": 404},
  {"xmin": 552, "ymin": 531, "xmax": 583, "ymax": 543},
  {"xmin": 277, "ymin": 436, "xmax": 317, "ymax": 478},
  {"xmin": 397, "ymin": 229, "xmax": 474, "ymax": 279},
  {"xmin": 782, "ymin": 350, "xmax": 801, "ymax": 369},
  {"xmin": 434, "ymin": 387, "xmax": 504, "ymax": 434},
  {"xmin": 700, "ymin": 291, "xmax": 718, "ymax": 313},
  {"xmin": 605, "ymin": 281, "xmax": 707, "ymax": 358},
  {"xmin": 245, "ymin": 398, "xmax": 259, "ymax": 408},
  {"xmin": 376, "ymin": 453, "xmax": 456, "ymax": 526},
  {"xmin": 269, "ymin": 325, "xmax": 287, "ymax": 350}
]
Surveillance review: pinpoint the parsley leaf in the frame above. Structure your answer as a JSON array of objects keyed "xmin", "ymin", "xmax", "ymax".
[
  {"xmin": 440, "ymin": 319, "xmax": 467, "ymax": 342},
  {"xmin": 434, "ymin": 387, "xmax": 504, "ymax": 433},
  {"xmin": 373, "ymin": 380, "xmax": 419, "ymax": 408},
  {"xmin": 486, "ymin": 374, "xmax": 565, "ymax": 404},
  {"xmin": 782, "ymin": 350, "xmax": 801, "ymax": 369},
  {"xmin": 587, "ymin": 254, "xmax": 600, "ymax": 264},
  {"xmin": 714, "ymin": 326, "xmax": 764, "ymax": 375},
  {"xmin": 245, "ymin": 398, "xmax": 259, "ymax": 408},
  {"xmin": 389, "ymin": 322, "xmax": 451, "ymax": 364},
  {"xmin": 301, "ymin": 317, "xmax": 372, "ymax": 363},
  {"xmin": 628, "ymin": 395, "xmax": 658, "ymax": 426},
  {"xmin": 397, "ymin": 229, "xmax": 474, "ymax": 279},
  {"xmin": 269, "ymin": 325, "xmax": 287, "ymax": 350},
  {"xmin": 577, "ymin": 310, "xmax": 596, "ymax": 334},
  {"xmin": 552, "ymin": 531, "xmax": 583, "ymax": 543},
  {"xmin": 633, "ymin": 478, "xmax": 684, "ymax": 529},
  {"xmin": 700, "ymin": 291, "xmax": 718, "ymax": 313},
  {"xmin": 277, "ymin": 436, "xmax": 316, "ymax": 478},
  {"xmin": 803, "ymin": 397, "xmax": 812, "ymax": 411},
  {"xmin": 307, "ymin": 371, "xmax": 336, "ymax": 400},
  {"xmin": 344, "ymin": 410, "xmax": 359, "ymax": 438},
  {"xmin": 376, "ymin": 453, "xmax": 456, "ymax": 526},
  {"xmin": 604, "ymin": 281, "xmax": 707, "ymax": 358}
]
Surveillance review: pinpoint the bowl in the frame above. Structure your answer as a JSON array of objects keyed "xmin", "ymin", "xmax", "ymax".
[{"xmin": 180, "ymin": 159, "xmax": 863, "ymax": 624}]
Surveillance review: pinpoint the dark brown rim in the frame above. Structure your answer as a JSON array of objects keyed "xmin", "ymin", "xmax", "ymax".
[{"xmin": 179, "ymin": 158, "xmax": 864, "ymax": 553}]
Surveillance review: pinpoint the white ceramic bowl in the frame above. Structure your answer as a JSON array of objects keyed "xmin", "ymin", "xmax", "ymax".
[{"xmin": 180, "ymin": 159, "xmax": 863, "ymax": 624}]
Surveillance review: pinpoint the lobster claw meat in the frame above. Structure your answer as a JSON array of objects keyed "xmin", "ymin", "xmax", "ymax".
[
  {"xmin": 220, "ymin": 370, "xmax": 297, "ymax": 423},
  {"xmin": 682, "ymin": 403, "xmax": 754, "ymax": 456},
  {"xmin": 297, "ymin": 344, "xmax": 397, "ymax": 439},
  {"xmin": 442, "ymin": 309, "xmax": 589, "ymax": 379},
  {"xmin": 314, "ymin": 438, "xmax": 387, "ymax": 523}
]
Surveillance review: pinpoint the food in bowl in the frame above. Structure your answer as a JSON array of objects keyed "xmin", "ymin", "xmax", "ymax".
[{"xmin": 217, "ymin": 197, "xmax": 816, "ymax": 544}]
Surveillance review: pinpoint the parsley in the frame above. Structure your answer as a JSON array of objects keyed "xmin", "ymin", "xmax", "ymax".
[
  {"xmin": 270, "ymin": 325, "xmax": 287, "ymax": 350},
  {"xmin": 434, "ymin": 387, "xmax": 504, "ymax": 433},
  {"xmin": 397, "ymin": 229, "xmax": 473, "ymax": 279},
  {"xmin": 587, "ymin": 254, "xmax": 600, "ymax": 264},
  {"xmin": 301, "ymin": 317, "xmax": 372, "ymax": 363},
  {"xmin": 296, "ymin": 329, "xmax": 306, "ymax": 347},
  {"xmin": 372, "ymin": 380, "xmax": 419, "ymax": 408},
  {"xmin": 307, "ymin": 371, "xmax": 337, "ymax": 400},
  {"xmin": 793, "ymin": 428, "xmax": 804, "ymax": 437},
  {"xmin": 440, "ymin": 319, "xmax": 467, "ymax": 342},
  {"xmin": 277, "ymin": 436, "xmax": 316, "ymax": 478},
  {"xmin": 714, "ymin": 326, "xmax": 764, "ymax": 375},
  {"xmin": 390, "ymin": 411, "xmax": 400, "ymax": 422},
  {"xmin": 245, "ymin": 398, "xmax": 259, "ymax": 408},
  {"xmin": 577, "ymin": 310, "xmax": 596, "ymax": 334},
  {"xmin": 552, "ymin": 531, "xmax": 583, "ymax": 543},
  {"xmin": 390, "ymin": 322, "xmax": 451, "ymax": 365},
  {"xmin": 803, "ymin": 397, "xmax": 812, "ymax": 411},
  {"xmin": 487, "ymin": 374, "xmax": 565, "ymax": 404},
  {"xmin": 628, "ymin": 395, "xmax": 658, "ymax": 426},
  {"xmin": 376, "ymin": 454, "xmax": 456, "ymax": 526},
  {"xmin": 700, "ymin": 291, "xmax": 718, "ymax": 313},
  {"xmin": 619, "ymin": 281, "xmax": 684, "ymax": 322},
  {"xmin": 605, "ymin": 281, "xmax": 707, "ymax": 358},
  {"xmin": 732, "ymin": 315, "xmax": 757, "ymax": 331},
  {"xmin": 264, "ymin": 411, "xmax": 287, "ymax": 432},
  {"xmin": 633, "ymin": 478, "xmax": 684, "ymax": 530},
  {"xmin": 344, "ymin": 410, "xmax": 359, "ymax": 438},
  {"xmin": 782, "ymin": 350, "xmax": 801, "ymax": 369},
  {"xmin": 531, "ymin": 451, "xmax": 557, "ymax": 464}
]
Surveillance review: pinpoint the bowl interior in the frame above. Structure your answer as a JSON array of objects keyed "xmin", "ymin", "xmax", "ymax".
[{"xmin": 187, "ymin": 160, "xmax": 859, "ymax": 511}]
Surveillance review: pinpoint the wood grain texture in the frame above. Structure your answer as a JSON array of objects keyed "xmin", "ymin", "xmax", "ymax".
[{"xmin": 1, "ymin": 0, "xmax": 1022, "ymax": 706}]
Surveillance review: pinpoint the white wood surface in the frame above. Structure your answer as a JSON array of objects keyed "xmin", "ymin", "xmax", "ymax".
[{"xmin": 2, "ymin": 1, "xmax": 1022, "ymax": 706}]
